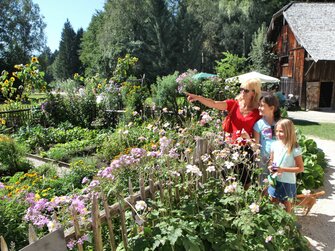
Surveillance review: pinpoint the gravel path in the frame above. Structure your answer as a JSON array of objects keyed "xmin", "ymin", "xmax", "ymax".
[{"xmin": 297, "ymin": 137, "xmax": 335, "ymax": 251}]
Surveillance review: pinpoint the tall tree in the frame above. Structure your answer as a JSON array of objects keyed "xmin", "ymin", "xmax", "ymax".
[
  {"xmin": 249, "ymin": 23, "xmax": 277, "ymax": 75},
  {"xmin": 52, "ymin": 20, "xmax": 83, "ymax": 80},
  {"xmin": 0, "ymin": 0, "xmax": 46, "ymax": 70},
  {"xmin": 80, "ymin": 11, "xmax": 105, "ymax": 76}
]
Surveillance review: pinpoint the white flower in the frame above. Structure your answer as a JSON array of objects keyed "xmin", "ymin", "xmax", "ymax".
[
  {"xmin": 206, "ymin": 166, "xmax": 215, "ymax": 172},
  {"xmin": 47, "ymin": 220, "xmax": 61, "ymax": 233},
  {"xmin": 201, "ymin": 154, "xmax": 210, "ymax": 163},
  {"xmin": 170, "ymin": 171, "xmax": 180, "ymax": 177},
  {"xmin": 265, "ymin": 235, "xmax": 272, "ymax": 243},
  {"xmin": 163, "ymin": 122, "xmax": 170, "ymax": 128},
  {"xmin": 178, "ymin": 109, "xmax": 184, "ymax": 115},
  {"xmin": 193, "ymin": 106, "xmax": 200, "ymax": 111},
  {"xmin": 135, "ymin": 200, "xmax": 147, "ymax": 211},
  {"xmin": 225, "ymin": 161, "xmax": 235, "ymax": 169},
  {"xmin": 138, "ymin": 136, "xmax": 147, "ymax": 141},
  {"xmin": 186, "ymin": 164, "xmax": 203, "ymax": 177},
  {"xmin": 249, "ymin": 203, "xmax": 260, "ymax": 214},
  {"xmin": 123, "ymin": 130, "xmax": 129, "ymax": 135},
  {"xmin": 277, "ymin": 230, "xmax": 284, "ymax": 235},
  {"xmin": 302, "ymin": 189, "xmax": 311, "ymax": 195},
  {"xmin": 133, "ymin": 111, "xmax": 139, "ymax": 116},
  {"xmin": 224, "ymin": 182, "xmax": 238, "ymax": 193},
  {"xmin": 162, "ymin": 107, "xmax": 168, "ymax": 113},
  {"xmin": 232, "ymin": 152, "xmax": 239, "ymax": 160}
]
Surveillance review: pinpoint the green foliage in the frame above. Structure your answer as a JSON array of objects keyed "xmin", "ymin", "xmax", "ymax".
[
  {"xmin": 98, "ymin": 120, "xmax": 168, "ymax": 163},
  {"xmin": 52, "ymin": 20, "xmax": 83, "ymax": 80},
  {"xmin": 123, "ymin": 178, "xmax": 309, "ymax": 251},
  {"xmin": 152, "ymin": 71, "xmax": 180, "ymax": 113},
  {"xmin": 0, "ymin": 57, "xmax": 48, "ymax": 101},
  {"xmin": 80, "ymin": 12, "xmax": 105, "ymax": 76},
  {"xmin": 297, "ymin": 131, "xmax": 326, "ymax": 192},
  {"xmin": 42, "ymin": 92, "xmax": 98, "ymax": 128},
  {"xmin": 249, "ymin": 23, "xmax": 278, "ymax": 75},
  {"xmin": 215, "ymin": 52, "xmax": 247, "ymax": 80},
  {"xmin": 0, "ymin": 0, "xmax": 46, "ymax": 71},
  {"xmin": 112, "ymin": 54, "xmax": 139, "ymax": 83},
  {"xmin": 0, "ymin": 135, "xmax": 32, "ymax": 176}
]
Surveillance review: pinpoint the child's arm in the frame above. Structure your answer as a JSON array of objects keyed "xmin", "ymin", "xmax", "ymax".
[
  {"xmin": 253, "ymin": 130, "xmax": 260, "ymax": 144},
  {"xmin": 277, "ymin": 155, "xmax": 304, "ymax": 174}
]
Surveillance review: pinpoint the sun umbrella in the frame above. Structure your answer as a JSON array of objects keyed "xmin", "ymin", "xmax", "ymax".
[
  {"xmin": 192, "ymin": 72, "xmax": 217, "ymax": 80},
  {"xmin": 225, "ymin": 71, "xmax": 280, "ymax": 83}
]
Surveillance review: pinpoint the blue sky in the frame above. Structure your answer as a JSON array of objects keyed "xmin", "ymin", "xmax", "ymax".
[{"xmin": 33, "ymin": 0, "xmax": 106, "ymax": 52}]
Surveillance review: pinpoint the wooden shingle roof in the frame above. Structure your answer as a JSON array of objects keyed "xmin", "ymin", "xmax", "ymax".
[{"xmin": 269, "ymin": 2, "xmax": 335, "ymax": 62}]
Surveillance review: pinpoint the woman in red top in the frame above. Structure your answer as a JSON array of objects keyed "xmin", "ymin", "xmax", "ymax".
[{"xmin": 186, "ymin": 78, "xmax": 262, "ymax": 188}]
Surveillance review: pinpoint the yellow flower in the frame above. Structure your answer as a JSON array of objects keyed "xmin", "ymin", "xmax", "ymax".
[
  {"xmin": 9, "ymin": 77, "xmax": 15, "ymax": 82},
  {"xmin": 35, "ymin": 193, "xmax": 40, "ymax": 200},
  {"xmin": 31, "ymin": 57, "xmax": 38, "ymax": 63}
]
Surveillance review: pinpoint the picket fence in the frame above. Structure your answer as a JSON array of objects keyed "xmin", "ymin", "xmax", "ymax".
[{"xmin": 0, "ymin": 138, "xmax": 210, "ymax": 251}]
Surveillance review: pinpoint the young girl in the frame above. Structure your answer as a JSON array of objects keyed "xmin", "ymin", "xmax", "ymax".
[
  {"xmin": 253, "ymin": 94, "xmax": 281, "ymax": 181},
  {"xmin": 267, "ymin": 119, "xmax": 304, "ymax": 212}
]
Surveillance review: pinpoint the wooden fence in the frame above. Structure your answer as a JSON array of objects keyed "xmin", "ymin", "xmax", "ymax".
[
  {"xmin": 0, "ymin": 106, "xmax": 40, "ymax": 128},
  {"xmin": 0, "ymin": 138, "xmax": 210, "ymax": 251}
]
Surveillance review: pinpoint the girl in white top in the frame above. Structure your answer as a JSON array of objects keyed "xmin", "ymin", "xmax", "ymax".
[{"xmin": 267, "ymin": 118, "xmax": 304, "ymax": 213}]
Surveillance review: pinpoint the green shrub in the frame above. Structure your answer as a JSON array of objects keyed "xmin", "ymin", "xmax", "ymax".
[
  {"xmin": 0, "ymin": 135, "xmax": 32, "ymax": 176},
  {"xmin": 297, "ymin": 130, "xmax": 326, "ymax": 192}
]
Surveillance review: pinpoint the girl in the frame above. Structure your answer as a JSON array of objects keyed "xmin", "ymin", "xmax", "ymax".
[
  {"xmin": 267, "ymin": 119, "xmax": 304, "ymax": 212},
  {"xmin": 253, "ymin": 94, "xmax": 281, "ymax": 181}
]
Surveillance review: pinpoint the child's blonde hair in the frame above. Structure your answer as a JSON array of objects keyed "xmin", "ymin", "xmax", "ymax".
[{"xmin": 276, "ymin": 118, "xmax": 298, "ymax": 153}]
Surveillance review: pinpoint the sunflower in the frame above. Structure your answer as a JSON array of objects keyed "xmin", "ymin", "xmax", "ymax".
[{"xmin": 31, "ymin": 57, "xmax": 38, "ymax": 63}]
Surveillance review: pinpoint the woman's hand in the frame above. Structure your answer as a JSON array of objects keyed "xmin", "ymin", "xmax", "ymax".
[
  {"xmin": 185, "ymin": 92, "xmax": 200, "ymax": 103},
  {"xmin": 240, "ymin": 129, "xmax": 250, "ymax": 139}
]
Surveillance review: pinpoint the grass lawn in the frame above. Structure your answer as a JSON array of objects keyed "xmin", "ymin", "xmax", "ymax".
[{"xmin": 292, "ymin": 119, "xmax": 335, "ymax": 141}]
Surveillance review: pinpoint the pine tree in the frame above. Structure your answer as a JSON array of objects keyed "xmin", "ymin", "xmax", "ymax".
[{"xmin": 52, "ymin": 20, "xmax": 82, "ymax": 80}]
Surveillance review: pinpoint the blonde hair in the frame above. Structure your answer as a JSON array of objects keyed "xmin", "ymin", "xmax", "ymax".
[
  {"xmin": 237, "ymin": 78, "xmax": 262, "ymax": 107},
  {"xmin": 276, "ymin": 118, "xmax": 298, "ymax": 153}
]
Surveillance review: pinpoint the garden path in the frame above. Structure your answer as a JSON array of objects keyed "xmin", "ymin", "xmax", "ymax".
[
  {"xmin": 296, "ymin": 136, "xmax": 335, "ymax": 251},
  {"xmin": 26, "ymin": 156, "xmax": 70, "ymax": 177}
]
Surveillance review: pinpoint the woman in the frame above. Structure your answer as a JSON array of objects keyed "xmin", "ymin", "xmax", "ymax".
[
  {"xmin": 186, "ymin": 78, "xmax": 262, "ymax": 140},
  {"xmin": 186, "ymin": 78, "xmax": 262, "ymax": 188}
]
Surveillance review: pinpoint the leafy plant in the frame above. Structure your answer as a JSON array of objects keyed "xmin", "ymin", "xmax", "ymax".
[
  {"xmin": 0, "ymin": 135, "xmax": 32, "ymax": 176},
  {"xmin": 296, "ymin": 131, "xmax": 326, "ymax": 192}
]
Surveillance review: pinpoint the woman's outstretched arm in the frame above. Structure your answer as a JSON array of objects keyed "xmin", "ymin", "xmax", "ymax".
[{"xmin": 185, "ymin": 92, "xmax": 227, "ymax": 111}]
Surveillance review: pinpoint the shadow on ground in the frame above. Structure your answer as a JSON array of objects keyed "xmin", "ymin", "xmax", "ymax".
[{"xmin": 291, "ymin": 119, "xmax": 320, "ymax": 126}]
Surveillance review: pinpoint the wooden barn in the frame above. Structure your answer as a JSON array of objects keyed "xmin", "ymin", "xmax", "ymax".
[{"xmin": 267, "ymin": 2, "xmax": 335, "ymax": 110}]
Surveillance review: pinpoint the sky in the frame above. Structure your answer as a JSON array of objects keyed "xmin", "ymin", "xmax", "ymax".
[{"xmin": 32, "ymin": 0, "xmax": 106, "ymax": 52}]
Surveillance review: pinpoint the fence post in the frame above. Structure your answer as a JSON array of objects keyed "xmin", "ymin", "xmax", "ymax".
[
  {"xmin": 0, "ymin": 236, "xmax": 8, "ymax": 251},
  {"xmin": 91, "ymin": 194, "xmax": 103, "ymax": 251},
  {"xmin": 101, "ymin": 193, "xmax": 116, "ymax": 251},
  {"xmin": 149, "ymin": 173, "xmax": 155, "ymax": 200},
  {"xmin": 28, "ymin": 224, "xmax": 38, "ymax": 244},
  {"xmin": 71, "ymin": 207, "xmax": 84, "ymax": 251},
  {"xmin": 119, "ymin": 202, "xmax": 128, "ymax": 250},
  {"xmin": 140, "ymin": 176, "xmax": 146, "ymax": 200},
  {"xmin": 193, "ymin": 137, "xmax": 208, "ymax": 183}
]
